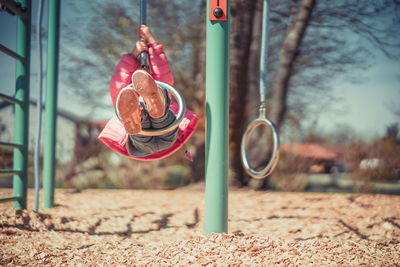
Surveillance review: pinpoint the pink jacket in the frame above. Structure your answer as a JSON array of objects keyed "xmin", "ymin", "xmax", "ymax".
[{"xmin": 98, "ymin": 43, "xmax": 199, "ymax": 161}]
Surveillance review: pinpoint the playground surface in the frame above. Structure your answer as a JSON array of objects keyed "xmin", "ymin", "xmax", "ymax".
[{"xmin": 1, "ymin": 184, "xmax": 399, "ymax": 266}]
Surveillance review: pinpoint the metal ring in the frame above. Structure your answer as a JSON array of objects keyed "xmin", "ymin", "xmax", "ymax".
[
  {"xmin": 241, "ymin": 117, "xmax": 280, "ymax": 179},
  {"xmin": 138, "ymin": 80, "xmax": 186, "ymax": 136}
]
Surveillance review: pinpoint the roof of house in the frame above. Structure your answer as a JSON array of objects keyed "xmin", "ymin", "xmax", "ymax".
[{"xmin": 280, "ymin": 143, "xmax": 346, "ymax": 161}]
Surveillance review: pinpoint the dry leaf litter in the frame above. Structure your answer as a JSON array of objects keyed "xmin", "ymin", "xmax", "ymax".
[{"xmin": 0, "ymin": 184, "xmax": 399, "ymax": 266}]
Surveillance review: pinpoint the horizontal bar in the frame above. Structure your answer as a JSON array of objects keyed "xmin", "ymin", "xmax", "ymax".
[
  {"xmin": 0, "ymin": 169, "xmax": 21, "ymax": 177},
  {"xmin": 0, "ymin": 44, "xmax": 24, "ymax": 62},
  {"xmin": 0, "ymin": 0, "xmax": 27, "ymax": 19},
  {"xmin": 0, "ymin": 196, "xmax": 21, "ymax": 203},
  {"xmin": 0, "ymin": 141, "xmax": 23, "ymax": 149},
  {"xmin": 0, "ymin": 92, "xmax": 23, "ymax": 106}
]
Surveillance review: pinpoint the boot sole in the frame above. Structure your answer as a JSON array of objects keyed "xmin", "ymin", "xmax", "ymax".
[
  {"xmin": 116, "ymin": 88, "xmax": 142, "ymax": 135},
  {"xmin": 132, "ymin": 70, "xmax": 165, "ymax": 118}
]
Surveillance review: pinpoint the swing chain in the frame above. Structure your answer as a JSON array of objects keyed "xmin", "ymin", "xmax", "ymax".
[{"xmin": 258, "ymin": 102, "xmax": 266, "ymax": 119}]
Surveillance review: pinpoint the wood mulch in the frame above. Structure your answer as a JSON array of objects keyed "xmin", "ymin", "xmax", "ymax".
[{"xmin": 1, "ymin": 184, "xmax": 399, "ymax": 266}]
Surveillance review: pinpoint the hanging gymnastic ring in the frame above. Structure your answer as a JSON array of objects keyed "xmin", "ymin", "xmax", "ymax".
[
  {"xmin": 138, "ymin": 80, "xmax": 186, "ymax": 137},
  {"xmin": 241, "ymin": 117, "xmax": 280, "ymax": 179}
]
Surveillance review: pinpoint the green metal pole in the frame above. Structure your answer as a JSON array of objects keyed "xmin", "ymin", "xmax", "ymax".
[
  {"xmin": 43, "ymin": 0, "xmax": 60, "ymax": 209},
  {"xmin": 205, "ymin": 0, "xmax": 230, "ymax": 234},
  {"xmin": 13, "ymin": 0, "xmax": 31, "ymax": 209}
]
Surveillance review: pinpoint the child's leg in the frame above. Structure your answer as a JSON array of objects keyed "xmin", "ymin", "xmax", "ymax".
[
  {"xmin": 147, "ymin": 88, "xmax": 180, "ymax": 149},
  {"xmin": 132, "ymin": 70, "xmax": 166, "ymax": 119},
  {"xmin": 115, "ymin": 86, "xmax": 142, "ymax": 135},
  {"xmin": 148, "ymin": 88, "xmax": 177, "ymax": 130},
  {"xmin": 126, "ymin": 88, "xmax": 179, "ymax": 157}
]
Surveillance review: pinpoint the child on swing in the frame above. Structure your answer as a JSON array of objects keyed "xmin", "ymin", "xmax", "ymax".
[
  {"xmin": 109, "ymin": 25, "xmax": 179, "ymax": 157},
  {"xmin": 99, "ymin": 25, "xmax": 198, "ymax": 160}
]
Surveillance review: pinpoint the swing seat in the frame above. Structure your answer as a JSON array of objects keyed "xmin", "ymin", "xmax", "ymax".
[{"xmin": 98, "ymin": 101, "xmax": 199, "ymax": 161}]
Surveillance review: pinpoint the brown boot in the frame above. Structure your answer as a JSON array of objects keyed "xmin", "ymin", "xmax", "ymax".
[
  {"xmin": 116, "ymin": 87, "xmax": 142, "ymax": 135},
  {"xmin": 132, "ymin": 70, "xmax": 166, "ymax": 118}
]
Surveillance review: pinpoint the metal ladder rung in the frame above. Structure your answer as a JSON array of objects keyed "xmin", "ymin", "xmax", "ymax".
[
  {"xmin": 0, "ymin": 169, "xmax": 22, "ymax": 177},
  {"xmin": 0, "ymin": 44, "xmax": 24, "ymax": 62},
  {"xmin": 0, "ymin": 92, "xmax": 23, "ymax": 106},
  {"xmin": 0, "ymin": 196, "xmax": 21, "ymax": 203},
  {"xmin": 0, "ymin": 141, "xmax": 23, "ymax": 149}
]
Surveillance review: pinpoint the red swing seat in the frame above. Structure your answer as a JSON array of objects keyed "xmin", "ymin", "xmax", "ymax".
[{"xmin": 98, "ymin": 101, "xmax": 198, "ymax": 161}]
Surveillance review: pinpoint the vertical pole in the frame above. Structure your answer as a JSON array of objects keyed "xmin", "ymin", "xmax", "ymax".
[
  {"xmin": 259, "ymin": 0, "xmax": 270, "ymax": 105},
  {"xmin": 205, "ymin": 0, "xmax": 230, "ymax": 234},
  {"xmin": 139, "ymin": 0, "xmax": 148, "ymax": 69},
  {"xmin": 13, "ymin": 0, "xmax": 31, "ymax": 209},
  {"xmin": 140, "ymin": 0, "xmax": 146, "ymax": 25},
  {"xmin": 43, "ymin": 0, "xmax": 60, "ymax": 209}
]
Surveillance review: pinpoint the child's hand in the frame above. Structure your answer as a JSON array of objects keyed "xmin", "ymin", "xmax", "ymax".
[
  {"xmin": 138, "ymin": 25, "xmax": 156, "ymax": 45},
  {"xmin": 132, "ymin": 39, "xmax": 148, "ymax": 58}
]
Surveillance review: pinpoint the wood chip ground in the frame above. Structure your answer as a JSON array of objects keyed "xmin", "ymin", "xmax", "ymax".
[{"xmin": 1, "ymin": 185, "xmax": 399, "ymax": 266}]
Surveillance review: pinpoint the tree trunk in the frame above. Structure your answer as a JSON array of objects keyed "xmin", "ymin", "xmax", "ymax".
[
  {"xmin": 268, "ymin": 0, "xmax": 316, "ymax": 129},
  {"xmin": 190, "ymin": 0, "xmax": 207, "ymax": 183},
  {"xmin": 247, "ymin": 2, "xmax": 263, "ymax": 124},
  {"xmin": 229, "ymin": 0, "xmax": 259, "ymax": 186},
  {"xmin": 259, "ymin": 0, "xmax": 315, "ymax": 190}
]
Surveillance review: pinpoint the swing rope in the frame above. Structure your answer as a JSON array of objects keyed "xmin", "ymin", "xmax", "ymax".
[
  {"xmin": 240, "ymin": 0, "xmax": 280, "ymax": 179},
  {"xmin": 139, "ymin": 0, "xmax": 148, "ymax": 70},
  {"xmin": 34, "ymin": 0, "xmax": 44, "ymax": 212}
]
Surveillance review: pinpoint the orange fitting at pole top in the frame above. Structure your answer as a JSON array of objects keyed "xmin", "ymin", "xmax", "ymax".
[{"xmin": 209, "ymin": 0, "xmax": 227, "ymax": 21}]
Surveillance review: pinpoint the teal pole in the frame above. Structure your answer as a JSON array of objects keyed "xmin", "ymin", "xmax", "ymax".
[
  {"xmin": 205, "ymin": 0, "xmax": 230, "ymax": 234},
  {"xmin": 13, "ymin": 0, "xmax": 31, "ymax": 209},
  {"xmin": 43, "ymin": 0, "xmax": 60, "ymax": 209}
]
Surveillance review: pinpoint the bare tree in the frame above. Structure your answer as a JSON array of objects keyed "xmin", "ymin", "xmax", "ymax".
[
  {"xmin": 228, "ymin": 0, "xmax": 259, "ymax": 185},
  {"xmin": 190, "ymin": 0, "xmax": 207, "ymax": 183},
  {"xmin": 252, "ymin": 0, "xmax": 400, "ymax": 188},
  {"xmin": 268, "ymin": 0, "xmax": 400, "ymax": 131},
  {"xmin": 61, "ymin": 0, "xmax": 400, "ymax": 188},
  {"xmin": 269, "ymin": 0, "xmax": 316, "ymax": 128},
  {"xmin": 60, "ymin": 0, "xmax": 204, "ymax": 186},
  {"xmin": 61, "ymin": 1, "xmax": 202, "ymax": 115}
]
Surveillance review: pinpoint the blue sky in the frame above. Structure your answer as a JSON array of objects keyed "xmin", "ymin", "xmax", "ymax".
[
  {"xmin": 1, "ymin": 1, "xmax": 399, "ymax": 142},
  {"xmin": 313, "ymin": 56, "xmax": 399, "ymax": 139}
]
